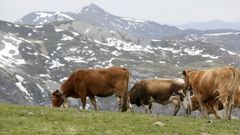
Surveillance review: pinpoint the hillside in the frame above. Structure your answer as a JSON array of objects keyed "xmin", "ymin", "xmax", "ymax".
[
  {"xmin": 1, "ymin": 19, "xmax": 240, "ymax": 107},
  {"xmin": 0, "ymin": 3, "xmax": 240, "ymax": 112},
  {"xmin": 0, "ymin": 103, "xmax": 240, "ymax": 135}
]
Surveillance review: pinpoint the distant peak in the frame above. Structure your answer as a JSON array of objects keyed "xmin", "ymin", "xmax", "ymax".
[
  {"xmin": 88, "ymin": 3, "xmax": 101, "ymax": 9},
  {"xmin": 81, "ymin": 3, "xmax": 106, "ymax": 13}
]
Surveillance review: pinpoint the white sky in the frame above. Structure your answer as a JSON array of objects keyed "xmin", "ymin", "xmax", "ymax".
[{"xmin": 1, "ymin": 0, "xmax": 240, "ymax": 25}]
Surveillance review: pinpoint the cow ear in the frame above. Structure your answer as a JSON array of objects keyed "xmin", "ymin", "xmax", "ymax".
[
  {"xmin": 183, "ymin": 70, "xmax": 191, "ymax": 77},
  {"xmin": 182, "ymin": 70, "xmax": 187, "ymax": 77}
]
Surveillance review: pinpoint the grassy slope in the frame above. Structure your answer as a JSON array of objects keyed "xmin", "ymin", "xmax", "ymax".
[{"xmin": 0, "ymin": 103, "xmax": 240, "ymax": 135}]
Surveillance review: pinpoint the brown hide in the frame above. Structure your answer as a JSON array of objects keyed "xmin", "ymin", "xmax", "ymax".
[
  {"xmin": 128, "ymin": 78, "xmax": 184, "ymax": 115},
  {"xmin": 51, "ymin": 66, "xmax": 130, "ymax": 112},
  {"xmin": 189, "ymin": 86, "xmax": 240, "ymax": 116},
  {"xmin": 183, "ymin": 66, "xmax": 239, "ymax": 120}
]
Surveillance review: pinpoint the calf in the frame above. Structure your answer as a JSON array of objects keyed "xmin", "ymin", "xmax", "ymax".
[{"xmin": 187, "ymin": 86, "xmax": 240, "ymax": 118}]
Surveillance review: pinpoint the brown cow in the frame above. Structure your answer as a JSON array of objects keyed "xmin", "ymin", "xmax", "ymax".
[
  {"xmin": 128, "ymin": 78, "xmax": 185, "ymax": 115},
  {"xmin": 183, "ymin": 66, "xmax": 239, "ymax": 120},
  {"xmin": 186, "ymin": 95, "xmax": 223, "ymax": 118},
  {"xmin": 187, "ymin": 86, "xmax": 240, "ymax": 118},
  {"xmin": 51, "ymin": 66, "xmax": 130, "ymax": 112}
]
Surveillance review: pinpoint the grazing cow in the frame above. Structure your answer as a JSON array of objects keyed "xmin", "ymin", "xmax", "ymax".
[
  {"xmin": 128, "ymin": 78, "xmax": 185, "ymax": 115},
  {"xmin": 187, "ymin": 86, "xmax": 240, "ymax": 118},
  {"xmin": 183, "ymin": 66, "xmax": 239, "ymax": 120},
  {"xmin": 51, "ymin": 67, "xmax": 130, "ymax": 112}
]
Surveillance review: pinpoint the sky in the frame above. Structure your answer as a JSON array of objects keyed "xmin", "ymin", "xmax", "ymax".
[{"xmin": 1, "ymin": 0, "xmax": 240, "ymax": 25}]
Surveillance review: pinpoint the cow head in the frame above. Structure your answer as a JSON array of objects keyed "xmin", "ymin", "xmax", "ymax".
[
  {"xmin": 182, "ymin": 69, "xmax": 193, "ymax": 92},
  {"xmin": 185, "ymin": 95, "xmax": 200, "ymax": 115},
  {"xmin": 51, "ymin": 89, "xmax": 64, "ymax": 107},
  {"xmin": 128, "ymin": 88, "xmax": 141, "ymax": 106}
]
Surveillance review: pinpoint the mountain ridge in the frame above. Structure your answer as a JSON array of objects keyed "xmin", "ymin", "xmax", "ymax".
[
  {"xmin": 178, "ymin": 20, "xmax": 240, "ymax": 30},
  {"xmin": 16, "ymin": 4, "xmax": 196, "ymax": 39}
]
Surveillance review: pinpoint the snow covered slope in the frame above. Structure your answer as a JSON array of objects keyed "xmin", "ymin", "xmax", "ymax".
[{"xmin": 1, "ymin": 19, "xmax": 240, "ymax": 108}]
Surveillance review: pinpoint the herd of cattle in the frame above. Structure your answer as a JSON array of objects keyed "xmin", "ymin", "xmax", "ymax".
[{"xmin": 51, "ymin": 66, "xmax": 240, "ymax": 120}]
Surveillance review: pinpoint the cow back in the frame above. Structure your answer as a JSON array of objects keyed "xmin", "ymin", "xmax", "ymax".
[{"xmin": 188, "ymin": 66, "xmax": 238, "ymax": 100}]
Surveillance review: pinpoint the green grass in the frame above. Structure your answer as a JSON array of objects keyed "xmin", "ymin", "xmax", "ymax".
[{"xmin": 0, "ymin": 103, "xmax": 240, "ymax": 135}]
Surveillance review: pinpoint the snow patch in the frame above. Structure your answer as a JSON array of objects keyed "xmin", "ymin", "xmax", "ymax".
[
  {"xmin": 61, "ymin": 34, "xmax": 74, "ymax": 41},
  {"xmin": 56, "ymin": 46, "xmax": 62, "ymax": 50},
  {"xmin": 85, "ymin": 29, "xmax": 90, "ymax": 33},
  {"xmin": 72, "ymin": 32, "xmax": 79, "ymax": 36},
  {"xmin": 157, "ymin": 46, "xmax": 181, "ymax": 54},
  {"xmin": 36, "ymin": 84, "xmax": 45, "ymax": 94},
  {"xmin": 184, "ymin": 47, "xmax": 203, "ymax": 56},
  {"xmin": 204, "ymin": 32, "xmax": 240, "ymax": 36},
  {"xmin": 202, "ymin": 54, "xmax": 219, "ymax": 59},
  {"xmin": 49, "ymin": 59, "xmax": 65, "ymax": 69},
  {"xmin": 54, "ymin": 12, "xmax": 74, "ymax": 21},
  {"xmin": 220, "ymin": 48, "xmax": 239, "ymax": 56},
  {"xmin": 111, "ymin": 50, "xmax": 122, "ymax": 56},
  {"xmin": 121, "ymin": 17, "xmax": 145, "ymax": 23},
  {"xmin": 206, "ymin": 60, "xmax": 213, "ymax": 63},
  {"xmin": 15, "ymin": 74, "xmax": 32, "ymax": 99},
  {"xmin": 55, "ymin": 28, "xmax": 64, "ymax": 32},
  {"xmin": 64, "ymin": 56, "xmax": 87, "ymax": 63},
  {"xmin": 95, "ymin": 38, "xmax": 154, "ymax": 53},
  {"xmin": 159, "ymin": 61, "xmax": 166, "ymax": 64}
]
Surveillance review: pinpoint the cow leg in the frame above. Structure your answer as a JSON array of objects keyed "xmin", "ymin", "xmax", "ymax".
[
  {"xmin": 128, "ymin": 96, "xmax": 134, "ymax": 112},
  {"xmin": 89, "ymin": 96, "xmax": 98, "ymax": 111},
  {"xmin": 186, "ymin": 103, "xmax": 192, "ymax": 116},
  {"xmin": 196, "ymin": 96, "xmax": 208, "ymax": 118},
  {"xmin": 115, "ymin": 89, "xmax": 127, "ymax": 112},
  {"xmin": 219, "ymin": 92, "xmax": 232, "ymax": 120},
  {"xmin": 169, "ymin": 96, "xmax": 180, "ymax": 116},
  {"xmin": 222, "ymin": 102, "xmax": 229, "ymax": 120},
  {"xmin": 173, "ymin": 100, "xmax": 180, "ymax": 116},
  {"xmin": 80, "ymin": 96, "xmax": 87, "ymax": 110},
  {"xmin": 144, "ymin": 105, "xmax": 149, "ymax": 114},
  {"xmin": 202, "ymin": 105, "xmax": 209, "ymax": 118},
  {"xmin": 228, "ymin": 104, "xmax": 234, "ymax": 120},
  {"xmin": 139, "ymin": 100, "xmax": 148, "ymax": 114},
  {"xmin": 223, "ymin": 98, "xmax": 233, "ymax": 120},
  {"xmin": 148, "ymin": 102, "xmax": 153, "ymax": 114},
  {"xmin": 212, "ymin": 101, "xmax": 221, "ymax": 119},
  {"xmin": 228, "ymin": 94, "xmax": 235, "ymax": 120},
  {"xmin": 129, "ymin": 104, "xmax": 134, "ymax": 112},
  {"xmin": 116, "ymin": 96, "xmax": 122, "ymax": 111},
  {"xmin": 143, "ymin": 97, "xmax": 151, "ymax": 114},
  {"xmin": 115, "ymin": 79, "xmax": 129, "ymax": 112}
]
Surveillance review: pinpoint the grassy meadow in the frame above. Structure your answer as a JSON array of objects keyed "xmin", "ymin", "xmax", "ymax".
[{"xmin": 0, "ymin": 103, "xmax": 240, "ymax": 135}]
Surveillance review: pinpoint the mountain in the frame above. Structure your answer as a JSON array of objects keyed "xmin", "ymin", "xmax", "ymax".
[
  {"xmin": 1, "ymin": 19, "xmax": 240, "ymax": 109},
  {"xmin": 1, "ymin": 4, "xmax": 240, "ymax": 113},
  {"xmin": 178, "ymin": 20, "xmax": 240, "ymax": 30},
  {"xmin": 17, "ymin": 4, "xmax": 196, "ymax": 39}
]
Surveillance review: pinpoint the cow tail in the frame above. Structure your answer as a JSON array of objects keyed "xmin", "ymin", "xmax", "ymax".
[
  {"xmin": 122, "ymin": 70, "xmax": 130, "ymax": 112},
  {"xmin": 229, "ymin": 66, "xmax": 239, "ymax": 100},
  {"xmin": 228, "ymin": 66, "xmax": 239, "ymax": 119}
]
